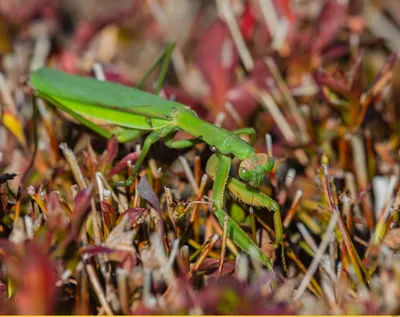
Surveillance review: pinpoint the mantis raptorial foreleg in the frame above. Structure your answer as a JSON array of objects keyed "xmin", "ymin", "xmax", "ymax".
[
  {"xmin": 210, "ymin": 153, "xmax": 231, "ymax": 210},
  {"xmin": 206, "ymin": 153, "xmax": 284, "ymax": 268},
  {"xmin": 210, "ymin": 153, "xmax": 273, "ymax": 269}
]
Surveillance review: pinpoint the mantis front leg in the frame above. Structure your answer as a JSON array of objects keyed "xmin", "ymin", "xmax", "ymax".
[{"xmin": 210, "ymin": 153, "xmax": 273, "ymax": 269}]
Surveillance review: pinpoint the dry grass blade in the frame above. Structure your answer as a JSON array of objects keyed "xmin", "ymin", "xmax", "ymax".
[
  {"xmin": 217, "ymin": 0, "xmax": 254, "ymax": 71},
  {"xmin": 294, "ymin": 210, "xmax": 339, "ymax": 301}
]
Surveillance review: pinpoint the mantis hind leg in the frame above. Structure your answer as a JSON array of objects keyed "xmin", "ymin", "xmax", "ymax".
[
  {"xmin": 136, "ymin": 42, "xmax": 175, "ymax": 95},
  {"xmin": 111, "ymin": 127, "xmax": 146, "ymax": 143},
  {"xmin": 210, "ymin": 153, "xmax": 273, "ymax": 269},
  {"xmin": 22, "ymin": 96, "xmax": 39, "ymax": 183}
]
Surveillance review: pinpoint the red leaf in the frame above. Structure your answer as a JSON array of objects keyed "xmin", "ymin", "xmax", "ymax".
[
  {"xmin": 109, "ymin": 152, "xmax": 140, "ymax": 177},
  {"xmin": 196, "ymin": 19, "xmax": 240, "ymax": 112},
  {"xmin": 105, "ymin": 136, "xmax": 118, "ymax": 163},
  {"xmin": 100, "ymin": 136, "xmax": 119, "ymax": 173},
  {"xmin": 273, "ymin": 0, "xmax": 297, "ymax": 47},
  {"xmin": 0, "ymin": 0, "xmax": 54, "ymax": 26},
  {"xmin": 239, "ymin": 3, "xmax": 257, "ymax": 41},
  {"xmin": 46, "ymin": 191, "xmax": 69, "ymax": 230},
  {"xmin": 196, "ymin": 258, "xmax": 235, "ymax": 276},
  {"xmin": 69, "ymin": 186, "xmax": 93, "ymax": 241},
  {"xmin": 349, "ymin": 52, "xmax": 364, "ymax": 99},
  {"xmin": 122, "ymin": 207, "xmax": 146, "ymax": 226},
  {"xmin": 80, "ymin": 245, "xmax": 114, "ymax": 256},
  {"xmin": 226, "ymin": 82, "xmax": 258, "ymax": 121},
  {"xmin": 80, "ymin": 246, "xmax": 137, "ymax": 270},
  {"xmin": 14, "ymin": 243, "xmax": 57, "ymax": 315},
  {"xmin": 371, "ymin": 51, "xmax": 398, "ymax": 88},
  {"xmin": 0, "ymin": 281, "xmax": 6, "ymax": 300},
  {"xmin": 103, "ymin": 69, "xmax": 134, "ymax": 86},
  {"xmin": 273, "ymin": 0, "xmax": 295, "ymax": 23},
  {"xmin": 0, "ymin": 240, "xmax": 20, "ymax": 258},
  {"xmin": 320, "ymin": 44, "xmax": 350, "ymax": 63},
  {"xmin": 100, "ymin": 201, "xmax": 117, "ymax": 230},
  {"xmin": 71, "ymin": 2, "xmax": 138, "ymax": 50},
  {"xmin": 226, "ymin": 60, "xmax": 272, "ymax": 127},
  {"xmin": 137, "ymin": 176, "xmax": 161, "ymax": 213},
  {"xmin": 250, "ymin": 59, "xmax": 272, "ymax": 90},
  {"xmin": 311, "ymin": 1, "xmax": 348, "ymax": 57},
  {"xmin": 313, "ymin": 68, "xmax": 351, "ymax": 98},
  {"xmin": 58, "ymin": 51, "xmax": 81, "ymax": 74}
]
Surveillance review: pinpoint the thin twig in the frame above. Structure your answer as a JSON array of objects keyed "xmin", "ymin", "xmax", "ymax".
[
  {"xmin": 350, "ymin": 135, "xmax": 374, "ymax": 229},
  {"xmin": 217, "ymin": 0, "xmax": 254, "ymax": 71},
  {"xmin": 235, "ymin": 253, "xmax": 249, "ymax": 282},
  {"xmin": 217, "ymin": 215, "xmax": 229, "ymax": 278},
  {"xmin": 189, "ymin": 234, "xmax": 219, "ymax": 276},
  {"xmin": 265, "ymin": 57, "xmax": 309, "ymax": 143},
  {"xmin": 259, "ymin": 0, "xmax": 278, "ymax": 39},
  {"xmin": 364, "ymin": 1, "xmax": 400, "ymax": 52},
  {"xmin": 178, "ymin": 156, "xmax": 199, "ymax": 195},
  {"xmin": 60, "ymin": 143, "xmax": 87, "ymax": 189},
  {"xmin": 294, "ymin": 210, "xmax": 339, "ymax": 301},
  {"xmin": 146, "ymin": 0, "xmax": 187, "ymax": 80},
  {"xmin": 116, "ymin": 268, "xmax": 129, "ymax": 315},
  {"xmin": 283, "ymin": 190, "xmax": 303, "ymax": 228},
  {"xmin": 86, "ymin": 264, "xmax": 114, "ymax": 315},
  {"xmin": 225, "ymin": 101, "xmax": 244, "ymax": 127},
  {"xmin": 97, "ymin": 172, "xmax": 128, "ymax": 210},
  {"xmin": 249, "ymin": 86, "xmax": 297, "ymax": 143},
  {"xmin": 296, "ymin": 222, "xmax": 318, "ymax": 253},
  {"xmin": 265, "ymin": 133, "xmax": 273, "ymax": 158},
  {"xmin": 93, "ymin": 62, "xmax": 106, "ymax": 81}
]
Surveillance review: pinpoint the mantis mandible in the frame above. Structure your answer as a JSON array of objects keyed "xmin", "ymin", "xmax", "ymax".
[{"xmin": 29, "ymin": 44, "xmax": 283, "ymax": 268}]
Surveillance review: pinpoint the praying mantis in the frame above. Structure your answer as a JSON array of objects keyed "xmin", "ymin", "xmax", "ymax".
[{"xmin": 29, "ymin": 43, "xmax": 283, "ymax": 269}]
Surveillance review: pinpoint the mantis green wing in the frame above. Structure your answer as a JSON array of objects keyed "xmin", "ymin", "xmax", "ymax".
[
  {"xmin": 31, "ymin": 42, "xmax": 177, "ymax": 142},
  {"xmin": 31, "ymin": 68, "xmax": 187, "ymax": 130}
]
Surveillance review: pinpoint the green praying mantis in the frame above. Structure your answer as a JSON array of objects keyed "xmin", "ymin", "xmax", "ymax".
[{"xmin": 29, "ymin": 43, "xmax": 283, "ymax": 269}]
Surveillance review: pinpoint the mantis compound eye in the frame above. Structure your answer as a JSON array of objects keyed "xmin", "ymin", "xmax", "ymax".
[{"xmin": 239, "ymin": 166, "xmax": 252, "ymax": 182}]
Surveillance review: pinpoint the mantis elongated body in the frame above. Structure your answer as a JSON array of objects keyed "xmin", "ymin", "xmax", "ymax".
[{"xmin": 30, "ymin": 61, "xmax": 282, "ymax": 268}]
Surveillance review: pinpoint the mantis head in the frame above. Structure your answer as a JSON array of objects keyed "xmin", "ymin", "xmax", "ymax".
[{"xmin": 238, "ymin": 153, "xmax": 274, "ymax": 187}]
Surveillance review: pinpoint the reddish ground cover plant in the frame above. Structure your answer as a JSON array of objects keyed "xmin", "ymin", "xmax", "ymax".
[{"xmin": 1, "ymin": 0, "xmax": 400, "ymax": 315}]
